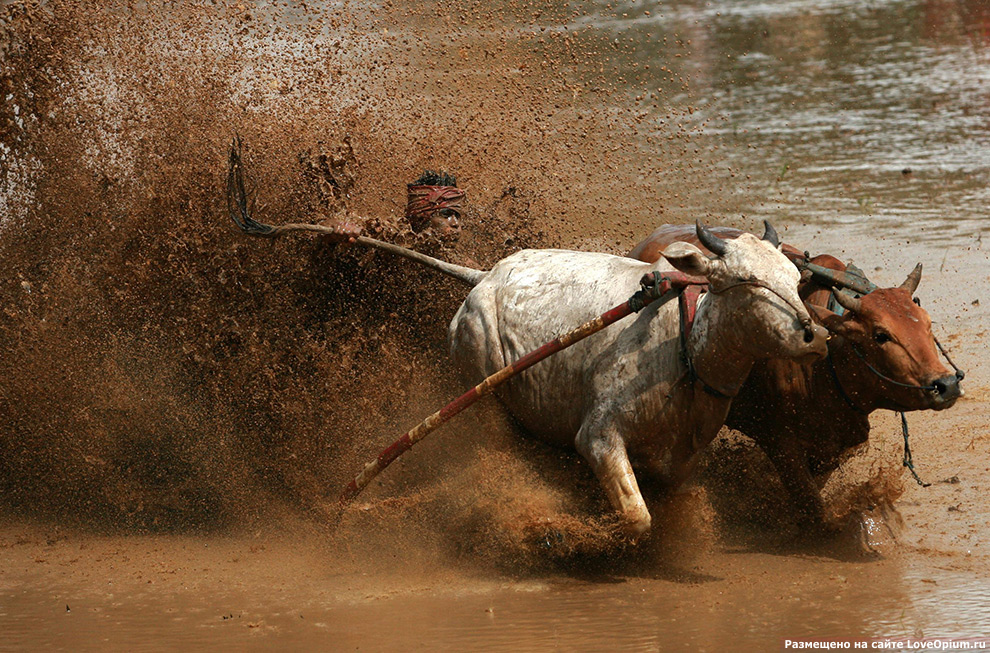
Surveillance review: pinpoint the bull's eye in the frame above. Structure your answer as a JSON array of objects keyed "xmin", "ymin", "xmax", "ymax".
[{"xmin": 873, "ymin": 331, "xmax": 891, "ymax": 345}]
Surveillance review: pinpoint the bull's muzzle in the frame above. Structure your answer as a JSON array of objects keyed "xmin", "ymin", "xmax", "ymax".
[
  {"xmin": 930, "ymin": 373, "xmax": 964, "ymax": 405},
  {"xmin": 799, "ymin": 323, "xmax": 829, "ymax": 363}
]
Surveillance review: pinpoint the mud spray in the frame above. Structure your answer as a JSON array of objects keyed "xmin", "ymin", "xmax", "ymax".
[{"xmin": 0, "ymin": 0, "xmax": 907, "ymax": 577}]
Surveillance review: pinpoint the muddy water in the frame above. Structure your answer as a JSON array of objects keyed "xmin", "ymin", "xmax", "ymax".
[
  {"xmin": 3, "ymin": 523, "xmax": 990, "ymax": 650},
  {"xmin": 1, "ymin": 0, "xmax": 989, "ymax": 650}
]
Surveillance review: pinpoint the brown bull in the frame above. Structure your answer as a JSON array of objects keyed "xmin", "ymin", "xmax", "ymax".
[{"xmin": 628, "ymin": 224, "xmax": 963, "ymax": 528}]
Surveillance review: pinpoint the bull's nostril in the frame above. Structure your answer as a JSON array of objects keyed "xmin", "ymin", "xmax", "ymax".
[
  {"xmin": 929, "ymin": 375, "xmax": 962, "ymax": 401},
  {"xmin": 803, "ymin": 328, "xmax": 815, "ymax": 343}
]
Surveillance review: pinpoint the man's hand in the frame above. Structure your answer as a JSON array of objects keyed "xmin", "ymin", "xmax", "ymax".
[{"xmin": 323, "ymin": 219, "xmax": 363, "ymax": 244}]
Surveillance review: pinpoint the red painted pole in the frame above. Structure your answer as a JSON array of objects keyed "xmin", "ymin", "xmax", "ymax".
[{"xmin": 336, "ymin": 271, "xmax": 702, "ymax": 511}]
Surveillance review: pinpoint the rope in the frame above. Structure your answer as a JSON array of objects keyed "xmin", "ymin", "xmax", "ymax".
[
  {"xmin": 901, "ymin": 412, "xmax": 930, "ymax": 487},
  {"xmin": 833, "ymin": 345, "xmax": 934, "ymax": 487},
  {"xmin": 934, "ymin": 335, "xmax": 965, "ymax": 381},
  {"xmin": 849, "ymin": 345, "xmax": 938, "ymax": 391},
  {"xmin": 913, "ymin": 296, "xmax": 966, "ymax": 381}
]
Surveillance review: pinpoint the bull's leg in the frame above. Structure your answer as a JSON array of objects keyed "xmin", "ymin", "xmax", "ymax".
[
  {"xmin": 763, "ymin": 441, "xmax": 828, "ymax": 532},
  {"xmin": 575, "ymin": 425, "xmax": 651, "ymax": 539}
]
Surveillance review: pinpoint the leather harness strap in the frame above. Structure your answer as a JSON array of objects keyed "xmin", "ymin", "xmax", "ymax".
[
  {"xmin": 677, "ymin": 284, "xmax": 736, "ymax": 399},
  {"xmin": 641, "ymin": 271, "xmax": 805, "ymax": 401}
]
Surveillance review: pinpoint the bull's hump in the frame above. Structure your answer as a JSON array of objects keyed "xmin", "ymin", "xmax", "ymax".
[{"xmin": 489, "ymin": 248, "xmax": 656, "ymax": 287}]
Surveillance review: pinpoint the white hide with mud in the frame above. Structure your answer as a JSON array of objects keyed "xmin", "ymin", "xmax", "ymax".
[{"xmin": 449, "ymin": 231, "xmax": 828, "ymax": 537}]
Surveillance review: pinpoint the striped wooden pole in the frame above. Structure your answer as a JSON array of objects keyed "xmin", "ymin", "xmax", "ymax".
[{"xmin": 336, "ymin": 271, "xmax": 702, "ymax": 511}]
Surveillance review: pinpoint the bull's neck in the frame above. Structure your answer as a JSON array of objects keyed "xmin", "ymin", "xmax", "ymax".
[
  {"xmin": 685, "ymin": 292, "xmax": 755, "ymax": 400},
  {"xmin": 799, "ymin": 337, "xmax": 873, "ymax": 452},
  {"xmin": 819, "ymin": 336, "xmax": 881, "ymax": 417}
]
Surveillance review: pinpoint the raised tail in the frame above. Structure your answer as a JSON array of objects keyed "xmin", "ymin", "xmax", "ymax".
[
  {"xmin": 226, "ymin": 136, "xmax": 486, "ymax": 287},
  {"xmin": 351, "ymin": 236, "xmax": 486, "ymax": 286}
]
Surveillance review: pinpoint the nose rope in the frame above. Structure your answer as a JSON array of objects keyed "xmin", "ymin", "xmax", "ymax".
[
  {"xmin": 850, "ymin": 297, "xmax": 966, "ymax": 392},
  {"xmin": 913, "ymin": 296, "xmax": 966, "ymax": 382},
  {"xmin": 848, "ymin": 345, "xmax": 938, "ymax": 391},
  {"xmin": 903, "ymin": 304, "xmax": 964, "ymax": 489},
  {"xmin": 933, "ymin": 335, "xmax": 965, "ymax": 380}
]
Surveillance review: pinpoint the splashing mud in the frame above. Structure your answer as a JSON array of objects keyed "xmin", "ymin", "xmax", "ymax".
[{"xmin": 0, "ymin": 0, "xmax": 718, "ymax": 539}]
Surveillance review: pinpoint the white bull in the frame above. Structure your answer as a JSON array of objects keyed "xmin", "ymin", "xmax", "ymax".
[{"xmin": 448, "ymin": 225, "xmax": 828, "ymax": 537}]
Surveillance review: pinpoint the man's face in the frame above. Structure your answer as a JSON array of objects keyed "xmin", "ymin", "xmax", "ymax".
[{"xmin": 427, "ymin": 209, "xmax": 461, "ymax": 240}]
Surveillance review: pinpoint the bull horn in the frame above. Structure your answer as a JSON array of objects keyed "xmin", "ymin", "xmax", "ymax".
[
  {"xmin": 900, "ymin": 262, "xmax": 922, "ymax": 295},
  {"xmin": 831, "ymin": 289, "xmax": 863, "ymax": 314},
  {"xmin": 761, "ymin": 220, "xmax": 780, "ymax": 247},
  {"xmin": 696, "ymin": 220, "xmax": 728, "ymax": 257}
]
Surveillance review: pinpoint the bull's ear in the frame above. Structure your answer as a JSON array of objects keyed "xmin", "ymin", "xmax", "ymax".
[
  {"xmin": 662, "ymin": 242, "xmax": 713, "ymax": 278},
  {"xmin": 808, "ymin": 303, "xmax": 859, "ymax": 337}
]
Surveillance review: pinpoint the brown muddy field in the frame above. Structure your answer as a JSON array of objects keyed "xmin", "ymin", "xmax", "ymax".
[{"xmin": 1, "ymin": 0, "xmax": 988, "ymax": 650}]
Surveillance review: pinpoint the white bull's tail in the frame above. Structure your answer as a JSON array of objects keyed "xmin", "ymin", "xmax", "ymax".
[
  {"xmin": 352, "ymin": 236, "xmax": 485, "ymax": 287},
  {"xmin": 226, "ymin": 136, "xmax": 487, "ymax": 287}
]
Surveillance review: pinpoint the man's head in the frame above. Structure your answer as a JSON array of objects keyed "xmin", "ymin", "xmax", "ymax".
[{"xmin": 406, "ymin": 171, "xmax": 464, "ymax": 241}]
